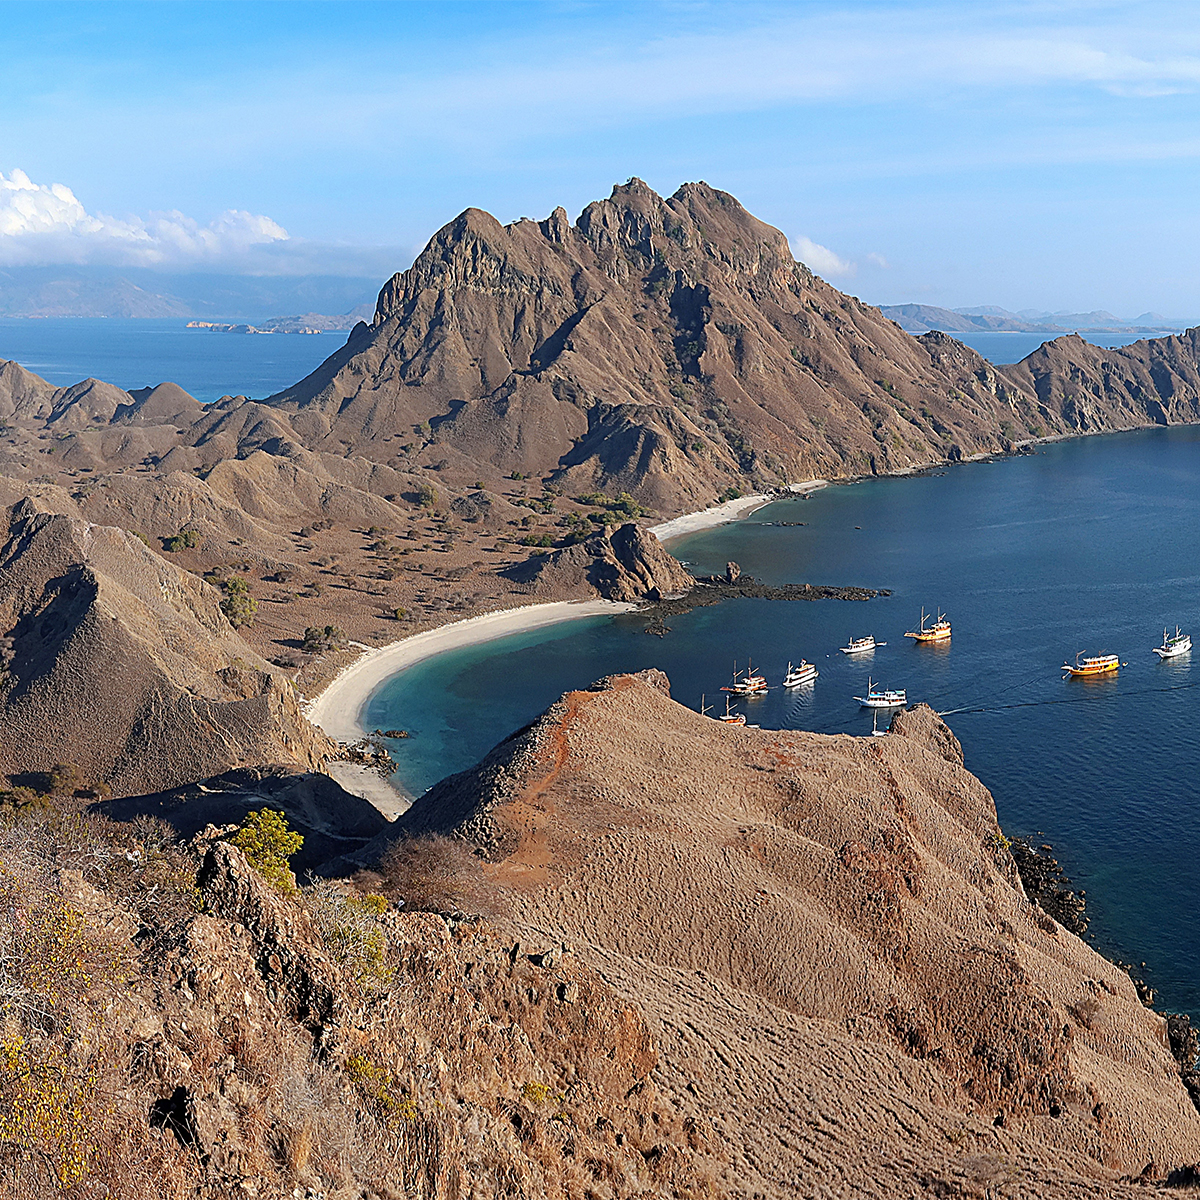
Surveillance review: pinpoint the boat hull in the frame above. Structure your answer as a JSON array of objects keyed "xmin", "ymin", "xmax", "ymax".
[
  {"xmin": 1154, "ymin": 642, "xmax": 1191, "ymax": 659},
  {"xmin": 1063, "ymin": 662, "xmax": 1118, "ymax": 677},
  {"xmin": 856, "ymin": 694, "xmax": 906, "ymax": 708}
]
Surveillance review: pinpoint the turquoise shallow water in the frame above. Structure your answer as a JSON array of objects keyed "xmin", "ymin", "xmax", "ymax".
[{"xmin": 367, "ymin": 426, "xmax": 1200, "ymax": 1014}]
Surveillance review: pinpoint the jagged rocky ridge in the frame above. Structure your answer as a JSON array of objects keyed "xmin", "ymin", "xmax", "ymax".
[{"xmin": 7, "ymin": 181, "xmax": 1200, "ymax": 526}]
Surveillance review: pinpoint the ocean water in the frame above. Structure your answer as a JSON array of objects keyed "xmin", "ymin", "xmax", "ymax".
[
  {"xmin": 953, "ymin": 329, "xmax": 1168, "ymax": 365},
  {"xmin": 367, "ymin": 426, "xmax": 1200, "ymax": 1014},
  {"xmin": 0, "ymin": 317, "xmax": 346, "ymax": 403}
]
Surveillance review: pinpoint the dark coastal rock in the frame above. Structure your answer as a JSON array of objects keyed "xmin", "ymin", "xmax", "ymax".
[{"xmin": 1010, "ymin": 837, "xmax": 1089, "ymax": 936}]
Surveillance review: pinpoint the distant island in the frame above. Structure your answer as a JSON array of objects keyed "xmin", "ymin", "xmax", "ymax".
[
  {"xmin": 879, "ymin": 301, "xmax": 1195, "ymax": 337},
  {"xmin": 185, "ymin": 304, "xmax": 374, "ymax": 335}
]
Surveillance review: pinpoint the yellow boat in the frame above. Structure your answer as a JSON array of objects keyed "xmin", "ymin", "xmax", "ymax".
[
  {"xmin": 905, "ymin": 608, "xmax": 951, "ymax": 643},
  {"xmin": 1063, "ymin": 652, "xmax": 1120, "ymax": 678}
]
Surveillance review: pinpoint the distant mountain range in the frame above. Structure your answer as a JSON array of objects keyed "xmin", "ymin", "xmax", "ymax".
[
  {"xmin": 879, "ymin": 303, "xmax": 1194, "ymax": 336},
  {"xmin": 0, "ymin": 266, "xmax": 382, "ymax": 323}
]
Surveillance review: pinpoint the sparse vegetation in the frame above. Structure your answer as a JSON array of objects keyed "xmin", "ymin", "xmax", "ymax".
[
  {"xmin": 228, "ymin": 808, "xmax": 303, "ymax": 894},
  {"xmin": 162, "ymin": 528, "xmax": 202, "ymax": 552},
  {"xmin": 301, "ymin": 624, "xmax": 347, "ymax": 653},
  {"xmin": 370, "ymin": 834, "xmax": 504, "ymax": 919},
  {"xmin": 219, "ymin": 576, "xmax": 257, "ymax": 628}
]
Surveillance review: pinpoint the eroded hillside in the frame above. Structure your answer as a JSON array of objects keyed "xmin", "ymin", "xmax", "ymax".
[{"xmin": 387, "ymin": 670, "xmax": 1200, "ymax": 1197}]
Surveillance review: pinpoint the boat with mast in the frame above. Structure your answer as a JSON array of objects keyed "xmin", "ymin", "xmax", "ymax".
[
  {"xmin": 782, "ymin": 660, "xmax": 819, "ymax": 687},
  {"xmin": 1153, "ymin": 627, "xmax": 1192, "ymax": 659},
  {"xmin": 721, "ymin": 658, "xmax": 768, "ymax": 695},
  {"xmin": 905, "ymin": 608, "xmax": 951, "ymax": 644},
  {"xmin": 1062, "ymin": 651, "xmax": 1120, "ymax": 678},
  {"xmin": 718, "ymin": 695, "xmax": 746, "ymax": 725},
  {"xmin": 840, "ymin": 634, "xmax": 884, "ymax": 655},
  {"xmin": 853, "ymin": 677, "xmax": 907, "ymax": 708}
]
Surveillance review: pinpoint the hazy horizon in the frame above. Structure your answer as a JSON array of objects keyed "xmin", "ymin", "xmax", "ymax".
[{"xmin": 4, "ymin": 2, "xmax": 1200, "ymax": 317}]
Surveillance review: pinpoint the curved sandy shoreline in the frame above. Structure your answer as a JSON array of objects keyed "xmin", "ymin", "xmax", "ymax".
[
  {"xmin": 306, "ymin": 599, "xmax": 636, "ymax": 745},
  {"xmin": 648, "ymin": 479, "xmax": 827, "ymax": 543}
]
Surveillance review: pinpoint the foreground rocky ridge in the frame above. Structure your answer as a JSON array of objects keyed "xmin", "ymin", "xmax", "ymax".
[
  {"xmin": 0, "ymin": 816, "xmax": 718, "ymax": 1197},
  {"xmin": 385, "ymin": 671, "xmax": 1200, "ymax": 1196}
]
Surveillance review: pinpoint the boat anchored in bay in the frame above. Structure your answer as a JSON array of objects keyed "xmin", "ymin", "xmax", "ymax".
[
  {"xmin": 1153, "ymin": 627, "xmax": 1192, "ymax": 659},
  {"xmin": 722, "ymin": 659, "xmax": 768, "ymax": 696},
  {"xmin": 840, "ymin": 634, "xmax": 884, "ymax": 655},
  {"xmin": 1062, "ymin": 652, "xmax": 1121, "ymax": 679},
  {"xmin": 905, "ymin": 608, "xmax": 951, "ymax": 644},
  {"xmin": 783, "ymin": 660, "xmax": 819, "ymax": 687},
  {"xmin": 854, "ymin": 677, "xmax": 907, "ymax": 708}
]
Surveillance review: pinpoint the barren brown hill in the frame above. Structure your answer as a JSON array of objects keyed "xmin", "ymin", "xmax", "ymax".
[
  {"xmin": 0, "ymin": 495, "xmax": 328, "ymax": 796},
  {"xmin": 256, "ymin": 179, "xmax": 1200, "ymax": 512},
  {"xmin": 391, "ymin": 671, "xmax": 1200, "ymax": 1197}
]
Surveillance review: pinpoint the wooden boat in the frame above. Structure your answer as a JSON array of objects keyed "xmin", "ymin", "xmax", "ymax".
[
  {"xmin": 854, "ymin": 677, "xmax": 906, "ymax": 708},
  {"xmin": 841, "ymin": 635, "xmax": 884, "ymax": 655},
  {"xmin": 721, "ymin": 658, "xmax": 768, "ymax": 695},
  {"xmin": 905, "ymin": 608, "xmax": 951, "ymax": 644},
  {"xmin": 782, "ymin": 660, "xmax": 819, "ymax": 687},
  {"xmin": 1153, "ymin": 627, "xmax": 1192, "ymax": 659},
  {"xmin": 718, "ymin": 695, "xmax": 746, "ymax": 725},
  {"xmin": 1062, "ymin": 652, "xmax": 1120, "ymax": 678}
]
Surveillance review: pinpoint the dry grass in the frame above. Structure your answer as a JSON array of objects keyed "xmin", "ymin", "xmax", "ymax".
[{"xmin": 368, "ymin": 833, "xmax": 508, "ymax": 919}]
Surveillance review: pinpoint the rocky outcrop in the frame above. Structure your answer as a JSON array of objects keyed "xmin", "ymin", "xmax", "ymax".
[
  {"xmin": 503, "ymin": 522, "xmax": 695, "ymax": 600},
  {"xmin": 0, "ymin": 498, "xmax": 330, "ymax": 795},
  {"xmin": 387, "ymin": 673, "xmax": 1200, "ymax": 1196},
  {"xmin": 0, "ymin": 818, "xmax": 722, "ymax": 1198}
]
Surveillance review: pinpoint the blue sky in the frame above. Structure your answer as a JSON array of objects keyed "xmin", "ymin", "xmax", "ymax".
[{"xmin": 3, "ymin": 1, "xmax": 1200, "ymax": 315}]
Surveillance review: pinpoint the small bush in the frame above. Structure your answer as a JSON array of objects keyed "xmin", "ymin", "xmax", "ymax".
[
  {"xmin": 228, "ymin": 809, "xmax": 303, "ymax": 894},
  {"xmin": 220, "ymin": 576, "xmax": 257, "ymax": 628},
  {"xmin": 162, "ymin": 529, "xmax": 202, "ymax": 552},
  {"xmin": 301, "ymin": 624, "xmax": 346, "ymax": 653},
  {"xmin": 372, "ymin": 835, "xmax": 504, "ymax": 919}
]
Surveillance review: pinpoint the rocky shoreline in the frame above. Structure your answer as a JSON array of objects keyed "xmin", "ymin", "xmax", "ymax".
[{"xmin": 636, "ymin": 561, "xmax": 888, "ymax": 634}]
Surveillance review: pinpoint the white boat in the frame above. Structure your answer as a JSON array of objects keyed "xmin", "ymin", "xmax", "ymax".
[
  {"xmin": 840, "ymin": 635, "xmax": 884, "ymax": 655},
  {"xmin": 853, "ymin": 677, "xmax": 906, "ymax": 708},
  {"xmin": 870, "ymin": 710, "xmax": 889, "ymax": 737},
  {"xmin": 782, "ymin": 660, "xmax": 819, "ymax": 687},
  {"xmin": 717, "ymin": 695, "xmax": 746, "ymax": 725},
  {"xmin": 1153, "ymin": 626, "xmax": 1192, "ymax": 659}
]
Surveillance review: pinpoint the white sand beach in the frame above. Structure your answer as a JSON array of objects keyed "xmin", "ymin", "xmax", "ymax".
[
  {"xmin": 306, "ymin": 599, "xmax": 636, "ymax": 745},
  {"xmin": 648, "ymin": 479, "xmax": 827, "ymax": 543}
]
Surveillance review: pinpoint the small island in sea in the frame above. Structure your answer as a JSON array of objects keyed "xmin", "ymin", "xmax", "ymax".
[{"xmin": 4, "ymin": 179, "xmax": 1200, "ymax": 1196}]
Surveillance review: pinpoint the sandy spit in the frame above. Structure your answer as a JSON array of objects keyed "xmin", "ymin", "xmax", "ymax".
[
  {"xmin": 304, "ymin": 600, "xmax": 636, "ymax": 746},
  {"xmin": 648, "ymin": 480, "xmax": 827, "ymax": 543}
]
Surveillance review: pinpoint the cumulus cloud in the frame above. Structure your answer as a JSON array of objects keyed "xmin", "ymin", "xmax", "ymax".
[
  {"xmin": 793, "ymin": 235, "xmax": 854, "ymax": 278},
  {"xmin": 0, "ymin": 168, "xmax": 289, "ymax": 267}
]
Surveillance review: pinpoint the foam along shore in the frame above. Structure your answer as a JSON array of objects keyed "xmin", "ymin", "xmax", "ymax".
[
  {"xmin": 305, "ymin": 600, "xmax": 636, "ymax": 816},
  {"xmin": 648, "ymin": 479, "xmax": 827, "ymax": 543}
]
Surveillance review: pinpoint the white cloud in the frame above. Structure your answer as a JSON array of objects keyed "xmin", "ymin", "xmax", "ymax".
[
  {"xmin": 866, "ymin": 252, "xmax": 890, "ymax": 269},
  {"xmin": 0, "ymin": 168, "xmax": 288, "ymax": 267},
  {"xmin": 793, "ymin": 235, "xmax": 854, "ymax": 278}
]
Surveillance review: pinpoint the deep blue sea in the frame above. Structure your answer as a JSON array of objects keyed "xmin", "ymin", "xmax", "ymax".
[
  {"xmin": 367, "ymin": 426, "xmax": 1200, "ymax": 1015},
  {"xmin": 0, "ymin": 318, "xmax": 347, "ymax": 403}
]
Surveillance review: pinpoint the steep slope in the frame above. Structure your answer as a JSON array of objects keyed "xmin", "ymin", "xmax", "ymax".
[
  {"xmin": 268, "ymin": 179, "xmax": 1053, "ymax": 511},
  {"xmin": 0, "ymin": 497, "xmax": 329, "ymax": 796},
  {"xmin": 392, "ymin": 671, "xmax": 1200, "ymax": 1197}
]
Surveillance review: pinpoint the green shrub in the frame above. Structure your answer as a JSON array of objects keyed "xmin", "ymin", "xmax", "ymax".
[
  {"xmin": 220, "ymin": 577, "xmax": 257, "ymax": 628},
  {"xmin": 162, "ymin": 529, "xmax": 202, "ymax": 552},
  {"xmin": 301, "ymin": 624, "xmax": 346, "ymax": 652},
  {"xmin": 229, "ymin": 809, "xmax": 303, "ymax": 894}
]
